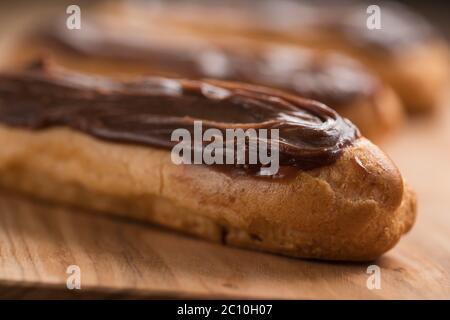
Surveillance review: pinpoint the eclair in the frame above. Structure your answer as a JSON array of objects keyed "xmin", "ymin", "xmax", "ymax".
[
  {"xmin": 0, "ymin": 63, "xmax": 416, "ymax": 261},
  {"xmin": 4, "ymin": 3, "xmax": 404, "ymax": 141},
  {"xmin": 133, "ymin": 0, "xmax": 450, "ymax": 113}
]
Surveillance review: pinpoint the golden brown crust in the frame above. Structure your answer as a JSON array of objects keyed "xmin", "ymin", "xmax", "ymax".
[{"xmin": 0, "ymin": 125, "xmax": 416, "ymax": 260}]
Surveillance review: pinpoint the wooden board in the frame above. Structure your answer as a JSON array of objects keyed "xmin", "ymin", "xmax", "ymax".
[
  {"xmin": 0, "ymin": 106, "xmax": 449, "ymax": 299},
  {"xmin": 0, "ymin": 1, "xmax": 449, "ymax": 300}
]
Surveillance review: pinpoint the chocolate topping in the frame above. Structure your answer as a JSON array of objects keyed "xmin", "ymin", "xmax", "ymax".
[{"xmin": 0, "ymin": 64, "xmax": 359, "ymax": 171}]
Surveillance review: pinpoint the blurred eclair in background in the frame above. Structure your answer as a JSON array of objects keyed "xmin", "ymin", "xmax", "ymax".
[{"xmin": 4, "ymin": 0, "xmax": 406, "ymax": 141}]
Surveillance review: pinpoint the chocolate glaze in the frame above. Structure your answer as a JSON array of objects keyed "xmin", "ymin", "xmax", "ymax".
[
  {"xmin": 0, "ymin": 63, "xmax": 359, "ymax": 171},
  {"xmin": 39, "ymin": 17, "xmax": 377, "ymax": 109}
]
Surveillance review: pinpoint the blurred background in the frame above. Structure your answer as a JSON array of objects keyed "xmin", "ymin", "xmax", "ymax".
[{"xmin": 0, "ymin": 0, "xmax": 449, "ymax": 38}]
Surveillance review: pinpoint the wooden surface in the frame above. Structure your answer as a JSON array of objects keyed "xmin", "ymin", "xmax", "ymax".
[
  {"xmin": 0, "ymin": 107, "xmax": 449, "ymax": 299},
  {"xmin": 0, "ymin": 2, "xmax": 449, "ymax": 300}
]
